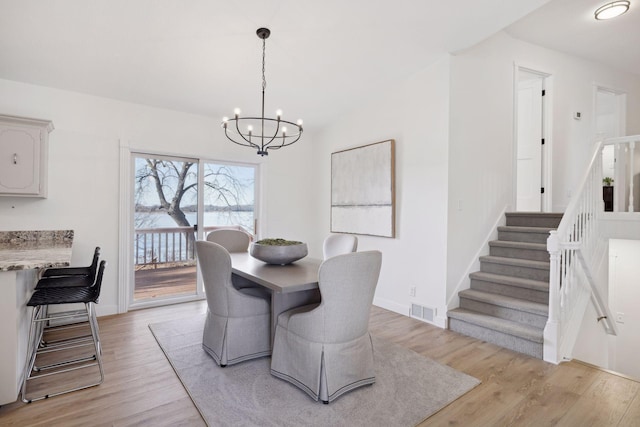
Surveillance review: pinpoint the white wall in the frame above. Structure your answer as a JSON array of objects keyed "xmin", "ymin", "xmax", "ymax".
[
  {"xmin": 446, "ymin": 31, "xmax": 640, "ymax": 305},
  {"xmin": 0, "ymin": 78, "xmax": 316, "ymax": 316},
  {"xmin": 311, "ymin": 57, "xmax": 451, "ymax": 325},
  {"xmin": 608, "ymin": 239, "xmax": 640, "ymax": 379}
]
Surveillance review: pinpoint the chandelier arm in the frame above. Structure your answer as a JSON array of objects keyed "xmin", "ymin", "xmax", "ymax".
[
  {"xmin": 266, "ymin": 132, "xmax": 303, "ymax": 152},
  {"xmin": 261, "ymin": 120, "xmax": 282, "ymax": 149},
  {"xmin": 233, "ymin": 118, "xmax": 260, "ymax": 149},
  {"xmin": 225, "ymin": 122, "xmax": 260, "ymax": 149}
]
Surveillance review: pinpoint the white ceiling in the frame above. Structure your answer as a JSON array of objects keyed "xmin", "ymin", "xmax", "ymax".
[
  {"xmin": 505, "ymin": 0, "xmax": 640, "ymax": 76},
  {"xmin": 1, "ymin": 0, "xmax": 637, "ymax": 132}
]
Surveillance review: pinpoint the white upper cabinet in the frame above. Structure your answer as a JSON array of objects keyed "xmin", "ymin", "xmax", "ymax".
[{"xmin": 0, "ymin": 115, "xmax": 54, "ymax": 198}]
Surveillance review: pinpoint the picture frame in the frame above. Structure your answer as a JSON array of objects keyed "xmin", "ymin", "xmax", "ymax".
[{"xmin": 331, "ymin": 139, "xmax": 395, "ymax": 237}]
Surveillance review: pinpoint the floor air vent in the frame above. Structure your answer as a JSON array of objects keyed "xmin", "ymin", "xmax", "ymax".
[{"xmin": 410, "ymin": 303, "xmax": 435, "ymax": 323}]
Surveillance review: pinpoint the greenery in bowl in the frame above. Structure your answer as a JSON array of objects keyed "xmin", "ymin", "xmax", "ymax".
[
  {"xmin": 603, "ymin": 177, "xmax": 614, "ymax": 186},
  {"xmin": 255, "ymin": 238, "xmax": 303, "ymax": 246}
]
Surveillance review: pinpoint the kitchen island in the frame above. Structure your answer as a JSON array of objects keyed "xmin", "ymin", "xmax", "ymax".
[{"xmin": 0, "ymin": 230, "xmax": 73, "ymax": 405}]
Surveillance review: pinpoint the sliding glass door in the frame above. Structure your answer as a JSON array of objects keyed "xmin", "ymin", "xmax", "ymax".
[
  {"xmin": 129, "ymin": 153, "xmax": 258, "ymax": 307},
  {"xmin": 133, "ymin": 154, "xmax": 199, "ymax": 302}
]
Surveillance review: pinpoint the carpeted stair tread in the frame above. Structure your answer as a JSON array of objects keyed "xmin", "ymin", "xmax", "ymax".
[
  {"xmin": 459, "ymin": 289, "xmax": 548, "ymax": 316},
  {"xmin": 448, "ymin": 308, "xmax": 544, "ymax": 343},
  {"xmin": 479, "ymin": 255, "xmax": 550, "ymax": 270},
  {"xmin": 505, "ymin": 212, "xmax": 563, "ymax": 228},
  {"xmin": 489, "ymin": 240, "xmax": 547, "ymax": 251},
  {"xmin": 469, "ymin": 271, "xmax": 549, "ymax": 292},
  {"xmin": 497, "ymin": 225, "xmax": 555, "ymax": 234}
]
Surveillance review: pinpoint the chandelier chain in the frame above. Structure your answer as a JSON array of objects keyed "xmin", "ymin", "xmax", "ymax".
[{"xmin": 262, "ymin": 38, "xmax": 266, "ymax": 91}]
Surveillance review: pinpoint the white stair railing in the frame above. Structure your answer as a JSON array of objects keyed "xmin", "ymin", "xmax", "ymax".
[{"xmin": 543, "ymin": 136, "xmax": 640, "ymax": 364}]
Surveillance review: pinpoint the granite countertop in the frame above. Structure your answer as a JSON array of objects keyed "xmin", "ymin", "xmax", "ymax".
[{"xmin": 0, "ymin": 230, "xmax": 74, "ymax": 272}]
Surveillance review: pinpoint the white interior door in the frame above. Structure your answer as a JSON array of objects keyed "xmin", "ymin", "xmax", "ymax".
[{"xmin": 516, "ymin": 76, "xmax": 543, "ymax": 211}]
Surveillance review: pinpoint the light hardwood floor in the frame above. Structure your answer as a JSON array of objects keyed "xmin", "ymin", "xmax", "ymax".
[{"xmin": 1, "ymin": 301, "xmax": 639, "ymax": 426}]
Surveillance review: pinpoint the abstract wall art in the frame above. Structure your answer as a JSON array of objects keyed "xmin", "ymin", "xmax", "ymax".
[{"xmin": 331, "ymin": 139, "xmax": 395, "ymax": 237}]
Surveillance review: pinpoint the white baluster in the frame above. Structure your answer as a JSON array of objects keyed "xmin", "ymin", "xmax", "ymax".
[
  {"xmin": 614, "ymin": 144, "xmax": 621, "ymax": 212},
  {"xmin": 629, "ymin": 141, "xmax": 635, "ymax": 212}
]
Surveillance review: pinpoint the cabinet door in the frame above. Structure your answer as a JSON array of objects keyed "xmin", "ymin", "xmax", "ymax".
[{"xmin": 0, "ymin": 126, "xmax": 42, "ymax": 195}]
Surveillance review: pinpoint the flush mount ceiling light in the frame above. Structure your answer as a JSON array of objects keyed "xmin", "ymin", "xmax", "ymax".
[
  {"xmin": 594, "ymin": 1, "xmax": 630, "ymax": 20},
  {"xmin": 222, "ymin": 28, "xmax": 303, "ymax": 157}
]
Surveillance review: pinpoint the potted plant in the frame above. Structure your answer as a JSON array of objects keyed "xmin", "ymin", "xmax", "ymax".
[
  {"xmin": 603, "ymin": 177, "xmax": 614, "ymax": 186},
  {"xmin": 250, "ymin": 238, "xmax": 308, "ymax": 265}
]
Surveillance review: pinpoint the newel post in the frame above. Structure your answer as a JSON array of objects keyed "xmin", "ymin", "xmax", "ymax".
[{"xmin": 544, "ymin": 230, "xmax": 561, "ymax": 363}]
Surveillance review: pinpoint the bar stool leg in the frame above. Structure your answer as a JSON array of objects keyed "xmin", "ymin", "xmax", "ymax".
[
  {"xmin": 21, "ymin": 302, "xmax": 105, "ymax": 402},
  {"xmin": 87, "ymin": 303, "xmax": 104, "ymax": 381},
  {"xmin": 21, "ymin": 306, "xmax": 42, "ymax": 402}
]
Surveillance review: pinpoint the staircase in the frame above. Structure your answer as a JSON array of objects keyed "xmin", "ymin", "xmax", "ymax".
[{"xmin": 447, "ymin": 212, "xmax": 563, "ymax": 359}]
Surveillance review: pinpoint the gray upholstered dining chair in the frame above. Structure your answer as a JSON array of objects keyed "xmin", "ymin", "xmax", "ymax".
[
  {"xmin": 322, "ymin": 233, "xmax": 358, "ymax": 259},
  {"xmin": 206, "ymin": 228, "xmax": 252, "ymax": 252},
  {"xmin": 206, "ymin": 228, "xmax": 262, "ymax": 290},
  {"xmin": 270, "ymin": 250, "xmax": 382, "ymax": 403},
  {"xmin": 195, "ymin": 240, "xmax": 271, "ymax": 366}
]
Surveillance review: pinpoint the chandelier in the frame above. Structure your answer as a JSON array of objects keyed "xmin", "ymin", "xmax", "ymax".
[{"xmin": 222, "ymin": 28, "xmax": 303, "ymax": 156}]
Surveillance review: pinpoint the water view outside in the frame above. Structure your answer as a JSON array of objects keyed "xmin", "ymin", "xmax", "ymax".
[{"xmin": 136, "ymin": 211, "xmax": 254, "ymax": 230}]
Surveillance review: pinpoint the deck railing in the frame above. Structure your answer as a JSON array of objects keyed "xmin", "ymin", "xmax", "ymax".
[
  {"xmin": 134, "ymin": 225, "xmax": 252, "ymax": 268},
  {"xmin": 543, "ymin": 136, "xmax": 639, "ymax": 363}
]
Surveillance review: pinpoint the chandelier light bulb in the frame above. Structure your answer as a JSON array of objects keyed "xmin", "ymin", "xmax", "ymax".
[
  {"xmin": 276, "ymin": 109, "xmax": 283, "ymax": 119},
  {"xmin": 222, "ymin": 116, "xmax": 229, "ymax": 123},
  {"xmin": 297, "ymin": 119, "xmax": 303, "ymax": 127},
  {"xmin": 594, "ymin": 1, "xmax": 630, "ymax": 20},
  {"xmin": 282, "ymin": 126, "xmax": 288, "ymax": 135},
  {"xmin": 234, "ymin": 108, "xmax": 241, "ymax": 116},
  {"xmin": 247, "ymin": 125, "xmax": 253, "ymax": 132}
]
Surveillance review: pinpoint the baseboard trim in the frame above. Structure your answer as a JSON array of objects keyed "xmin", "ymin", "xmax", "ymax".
[
  {"xmin": 96, "ymin": 304, "xmax": 119, "ymax": 317},
  {"xmin": 373, "ymin": 297, "xmax": 446, "ymax": 329},
  {"xmin": 373, "ymin": 297, "xmax": 407, "ymax": 317}
]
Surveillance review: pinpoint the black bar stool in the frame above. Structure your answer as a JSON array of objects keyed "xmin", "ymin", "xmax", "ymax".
[
  {"xmin": 36, "ymin": 246, "xmax": 100, "ymax": 288},
  {"xmin": 21, "ymin": 260, "xmax": 107, "ymax": 403}
]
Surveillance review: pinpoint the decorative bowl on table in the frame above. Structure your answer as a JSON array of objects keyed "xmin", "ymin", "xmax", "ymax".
[{"xmin": 250, "ymin": 238, "xmax": 308, "ymax": 265}]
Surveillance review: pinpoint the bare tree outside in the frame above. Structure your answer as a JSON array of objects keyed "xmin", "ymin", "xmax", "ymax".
[
  {"xmin": 135, "ymin": 158, "xmax": 197, "ymax": 228},
  {"xmin": 134, "ymin": 158, "xmax": 255, "ymax": 230}
]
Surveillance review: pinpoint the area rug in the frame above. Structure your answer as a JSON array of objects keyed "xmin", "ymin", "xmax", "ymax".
[{"xmin": 149, "ymin": 316, "xmax": 480, "ymax": 427}]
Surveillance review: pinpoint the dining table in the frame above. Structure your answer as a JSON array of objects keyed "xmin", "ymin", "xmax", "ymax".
[{"xmin": 229, "ymin": 252, "xmax": 322, "ymax": 342}]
